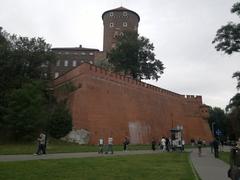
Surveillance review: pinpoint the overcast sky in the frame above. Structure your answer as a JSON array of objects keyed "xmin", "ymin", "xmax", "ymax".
[{"xmin": 1, "ymin": 0, "xmax": 240, "ymax": 109}]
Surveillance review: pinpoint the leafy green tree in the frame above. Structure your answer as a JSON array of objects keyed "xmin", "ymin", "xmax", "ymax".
[
  {"xmin": 226, "ymin": 93, "xmax": 240, "ymax": 138},
  {"xmin": 213, "ymin": 2, "xmax": 240, "ymax": 138},
  {"xmin": 0, "ymin": 28, "xmax": 59, "ymax": 141},
  {"xmin": 1, "ymin": 81, "xmax": 49, "ymax": 141},
  {"xmin": 208, "ymin": 107, "xmax": 228, "ymax": 139},
  {"xmin": 107, "ymin": 31, "xmax": 164, "ymax": 80},
  {"xmin": 48, "ymin": 104, "xmax": 72, "ymax": 139},
  {"xmin": 212, "ymin": 2, "xmax": 240, "ymax": 89}
]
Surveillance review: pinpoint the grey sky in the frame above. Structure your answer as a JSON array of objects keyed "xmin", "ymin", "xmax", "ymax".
[{"xmin": 1, "ymin": 0, "xmax": 239, "ymax": 109}]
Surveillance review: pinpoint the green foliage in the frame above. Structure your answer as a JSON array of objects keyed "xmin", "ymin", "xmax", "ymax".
[
  {"xmin": 107, "ymin": 31, "xmax": 164, "ymax": 80},
  {"xmin": 233, "ymin": 71, "xmax": 240, "ymax": 90},
  {"xmin": 0, "ymin": 27, "xmax": 55, "ymax": 93},
  {"xmin": 94, "ymin": 58, "xmax": 114, "ymax": 71},
  {"xmin": 0, "ymin": 28, "xmax": 58, "ymax": 142},
  {"xmin": 226, "ymin": 93, "xmax": 240, "ymax": 138},
  {"xmin": 58, "ymin": 82, "xmax": 77, "ymax": 94},
  {"xmin": 212, "ymin": 2, "xmax": 240, "ymax": 55},
  {"xmin": 1, "ymin": 80, "xmax": 49, "ymax": 141},
  {"xmin": 48, "ymin": 104, "xmax": 72, "ymax": 139},
  {"xmin": 213, "ymin": 2, "xmax": 240, "ymax": 138},
  {"xmin": 208, "ymin": 107, "xmax": 228, "ymax": 138}
]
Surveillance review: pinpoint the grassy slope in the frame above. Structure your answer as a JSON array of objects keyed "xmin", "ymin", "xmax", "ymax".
[
  {"xmin": 0, "ymin": 153, "xmax": 195, "ymax": 180},
  {"xmin": 219, "ymin": 151, "xmax": 230, "ymax": 164}
]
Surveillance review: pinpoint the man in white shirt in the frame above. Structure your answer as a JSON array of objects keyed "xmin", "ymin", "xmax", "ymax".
[
  {"xmin": 106, "ymin": 137, "xmax": 113, "ymax": 154},
  {"xmin": 98, "ymin": 138, "xmax": 104, "ymax": 154}
]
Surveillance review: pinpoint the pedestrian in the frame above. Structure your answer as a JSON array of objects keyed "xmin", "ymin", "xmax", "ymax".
[
  {"xmin": 152, "ymin": 138, "xmax": 156, "ymax": 151},
  {"xmin": 98, "ymin": 137, "xmax": 104, "ymax": 154},
  {"xmin": 197, "ymin": 138, "xmax": 202, "ymax": 157},
  {"xmin": 161, "ymin": 137, "xmax": 166, "ymax": 151},
  {"xmin": 181, "ymin": 139, "xmax": 185, "ymax": 151},
  {"xmin": 123, "ymin": 137, "xmax": 129, "ymax": 152},
  {"xmin": 34, "ymin": 132, "xmax": 46, "ymax": 155},
  {"xmin": 191, "ymin": 138, "xmax": 195, "ymax": 146},
  {"xmin": 213, "ymin": 139, "xmax": 219, "ymax": 158},
  {"xmin": 106, "ymin": 136, "xmax": 113, "ymax": 154},
  {"xmin": 165, "ymin": 137, "xmax": 170, "ymax": 152}
]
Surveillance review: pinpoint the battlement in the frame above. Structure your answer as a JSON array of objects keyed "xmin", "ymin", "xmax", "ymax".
[{"xmin": 53, "ymin": 63, "xmax": 203, "ymax": 103}]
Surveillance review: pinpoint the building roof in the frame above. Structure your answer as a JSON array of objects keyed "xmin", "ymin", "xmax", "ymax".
[
  {"xmin": 52, "ymin": 47, "xmax": 99, "ymax": 52},
  {"xmin": 102, "ymin": 6, "xmax": 140, "ymax": 22}
]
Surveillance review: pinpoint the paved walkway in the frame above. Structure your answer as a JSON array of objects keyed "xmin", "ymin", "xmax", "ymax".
[
  {"xmin": 190, "ymin": 147, "xmax": 230, "ymax": 180},
  {"xmin": 0, "ymin": 150, "xmax": 158, "ymax": 162}
]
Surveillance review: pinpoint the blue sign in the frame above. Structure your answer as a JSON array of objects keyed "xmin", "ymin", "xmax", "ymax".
[{"xmin": 215, "ymin": 129, "xmax": 222, "ymax": 136}]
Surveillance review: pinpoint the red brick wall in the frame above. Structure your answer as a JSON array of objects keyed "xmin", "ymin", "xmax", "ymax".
[{"xmin": 53, "ymin": 63, "xmax": 213, "ymax": 144}]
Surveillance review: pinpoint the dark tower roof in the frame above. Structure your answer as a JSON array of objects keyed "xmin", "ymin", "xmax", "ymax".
[{"xmin": 102, "ymin": 6, "xmax": 140, "ymax": 22}]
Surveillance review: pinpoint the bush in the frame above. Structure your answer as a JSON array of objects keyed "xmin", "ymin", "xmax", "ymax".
[{"xmin": 48, "ymin": 104, "xmax": 72, "ymax": 139}]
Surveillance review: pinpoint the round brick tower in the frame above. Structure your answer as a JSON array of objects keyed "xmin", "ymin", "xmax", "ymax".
[{"xmin": 102, "ymin": 7, "xmax": 140, "ymax": 52}]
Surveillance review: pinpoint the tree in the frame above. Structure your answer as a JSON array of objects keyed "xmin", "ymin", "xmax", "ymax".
[
  {"xmin": 107, "ymin": 31, "xmax": 164, "ymax": 80},
  {"xmin": 48, "ymin": 104, "xmax": 72, "ymax": 139},
  {"xmin": 1, "ymin": 81, "xmax": 49, "ymax": 141},
  {"xmin": 226, "ymin": 93, "xmax": 240, "ymax": 138},
  {"xmin": 212, "ymin": 2, "xmax": 240, "ymax": 89},
  {"xmin": 208, "ymin": 107, "xmax": 228, "ymax": 139},
  {"xmin": 0, "ymin": 28, "xmax": 63, "ymax": 142},
  {"xmin": 213, "ymin": 2, "xmax": 240, "ymax": 138}
]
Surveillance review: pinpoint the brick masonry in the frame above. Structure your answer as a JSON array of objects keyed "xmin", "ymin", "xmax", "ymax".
[{"xmin": 53, "ymin": 63, "xmax": 213, "ymax": 144}]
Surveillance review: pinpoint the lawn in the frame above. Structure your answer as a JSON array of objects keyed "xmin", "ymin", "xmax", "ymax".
[
  {"xmin": 219, "ymin": 151, "xmax": 230, "ymax": 164},
  {"xmin": 0, "ymin": 153, "xmax": 197, "ymax": 180},
  {"xmin": 0, "ymin": 140, "xmax": 151, "ymax": 155}
]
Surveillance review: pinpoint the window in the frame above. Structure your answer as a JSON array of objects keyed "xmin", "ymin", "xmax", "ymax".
[
  {"xmin": 64, "ymin": 52, "xmax": 69, "ymax": 55},
  {"xmin": 89, "ymin": 52, "xmax": 94, "ymax": 55},
  {"xmin": 64, "ymin": 60, "xmax": 68, "ymax": 67},
  {"xmin": 110, "ymin": 22, "xmax": 114, "ymax": 28},
  {"xmin": 134, "ymin": 26, "xmax": 138, "ymax": 31},
  {"xmin": 114, "ymin": 31, "xmax": 118, "ymax": 38},
  {"xmin": 110, "ymin": 12, "xmax": 114, "ymax": 17},
  {"xmin": 119, "ymin": 32, "xmax": 124, "ymax": 36},
  {"xmin": 123, "ymin": 11, "xmax": 128, "ymax": 16},
  {"xmin": 72, "ymin": 60, "xmax": 77, "ymax": 67},
  {"xmin": 54, "ymin": 72, "xmax": 59, "ymax": 79},
  {"xmin": 56, "ymin": 60, "xmax": 60, "ymax": 66},
  {"xmin": 81, "ymin": 52, "xmax": 86, "ymax": 55},
  {"xmin": 123, "ymin": 22, "xmax": 127, "ymax": 27}
]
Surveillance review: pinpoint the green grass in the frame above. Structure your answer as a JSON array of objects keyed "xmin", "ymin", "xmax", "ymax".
[
  {"xmin": 0, "ymin": 153, "xmax": 196, "ymax": 180},
  {"xmin": 219, "ymin": 152, "xmax": 230, "ymax": 164},
  {"xmin": 0, "ymin": 140, "xmax": 151, "ymax": 155}
]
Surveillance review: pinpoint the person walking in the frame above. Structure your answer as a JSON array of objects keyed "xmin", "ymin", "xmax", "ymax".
[
  {"xmin": 98, "ymin": 137, "xmax": 104, "ymax": 154},
  {"xmin": 161, "ymin": 137, "xmax": 166, "ymax": 151},
  {"xmin": 197, "ymin": 138, "xmax": 203, "ymax": 157},
  {"xmin": 123, "ymin": 137, "xmax": 129, "ymax": 152},
  {"xmin": 213, "ymin": 139, "xmax": 219, "ymax": 158},
  {"xmin": 152, "ymin": 138, "xmax": 156, "ymax": 151},
  {"xmin": 106, "ymin": 136, "xmax": 113, "ymax": 154},
  {"xmin": 34, "ymin": 132, "xmax": 46, "ymax": 155},
  {"xmin": 166, "ymin": 137, "xmax": 170, "ymax": 152}
]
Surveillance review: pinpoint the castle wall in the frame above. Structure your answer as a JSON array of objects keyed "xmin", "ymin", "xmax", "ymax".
[{"xmin": 53, "ymin": 63, "xmax": 213, "ymax": 144}]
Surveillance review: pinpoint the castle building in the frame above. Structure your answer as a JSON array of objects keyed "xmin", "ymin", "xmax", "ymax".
[
  {"xmin": 51, "ymin": 7, "xmax": 140, "ymax": 79},
  {"xmin": 102, "ymin": 7, "xmax": 140, "ymax": 52},
  {"xmin": 51, "ymin": 46, "xmax": 99, "ymax": 79},
  {"xmin": 52, "ymin": 7, "xmax": 213, "ymax": 144}
]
